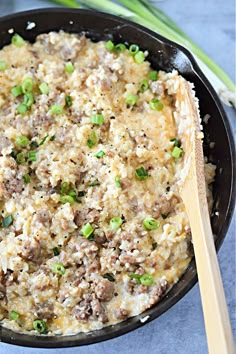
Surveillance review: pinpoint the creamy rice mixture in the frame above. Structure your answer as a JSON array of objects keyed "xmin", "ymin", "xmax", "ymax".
[{"xmin": 0, "ymin": 31, "xmax": 215, "ymax": 335}]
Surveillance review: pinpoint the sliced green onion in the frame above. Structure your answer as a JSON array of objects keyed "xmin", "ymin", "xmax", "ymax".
[
  {"xmin": 170, "ymin": 138, "xmax": 181, "ymax": 147},
  {"xmin": 88, "ymin": 181, "xmax": 100, "ymax": 187},
  {"xmin": 22, "ymin": 77, "xmax": 33, "ymax": 94},
  {"xmin": 128, "ymin": 273, "xmax": 142, "ymax": 283},
  {"xmin": 16, "ymin": 152, "xmax": 26, "ymax": 164},
  {"xmin": 28, "ymin": 150, "xmax": 37, "ymax": 162},
  {"xmin": 143, "ymin": 217, "xmax": 160, "ymax": 230},
  {"xmin": 39, "ymin": 82, "xmax": 49, "ymax": 95},
  {"xmin": 10, "ymin": 310, "xmax": 20, "ymax": 321},
  {"xmin": 152, "ymin": 242, "xmax": 158, "ymax": 250},
  {"xmin": 50, "ymin": 135, "xmax": 56, "ymax": 141},
  {"xmin": 150, "ymin": 99, "xmax": 164, "ymax": 111},
  {"xmin": 2, "ymin": 215, "xmax": 13, "ymax": 228},
  {"xmin": 17, "ymin": 103, "xmax": 28, "ymax": 115},
  {"xmin": 11, "ymin": 33, "xmax": 25, "ymax": 47},
  {"xmin": 110, "ymin": 216, "xmax": 123, "ymax": 231},
  {"xmin": 59, "ymin": 195, "xmax": 75, "ymax": 204},
  {"xmin": 53, "ymin": 247, "xmax": 60, "ymax": 256},
  {"xmin": 115, "ymin": 175, "xmax": 121, "ymax": 188},
  {"xmin": 81, "ymin": 223, "xmax": 94, "ymax": 238},
  {"xmin": 134, "ymin": 51, "xmax": 145, "ymax": 64},
  {"xmin": 78, "ymin": 191, "xmax": 85, "ymax": 197},
  {"xmin": 135, "ymin": 166, "xmax": 148, "ymax": 181},
  {"xmin": 140, "ymin": 274, "xmax": 153, "ymax": 286},
  {"xmin": 171, "ymin": 146, "xmax": 183, "ymax": 159},
  {"xmin": 139, "ymin": 79, "xmax": 149, "ymax": 93},
  {"xmin": 129, "ymin": 44, "xmax": 139, "ymax": 55},
  {"xmin": 50, "ymin": 104, "xmax": 63, "ymax": 115},
  {"xmin": 91, "ymin": 113, "xmax": 104, "ymax": 125},
  {"xmin": 31, "ymin": 141, "xmax": 39, "ymax": 148},
  {"xmin": 53, "ymin": 262, "xmax": 65, "ymax": 275},
  {"xmin": 39, "ymin": 135, "xmax": 48, "ymax": 146},
  {"xmin": 105, "ymin": 40, "xmax": 114, "ymax": 52},
  {"xmin": 65, "ymin": 95, "xmax": 73, "ymax": 107},
  {"xmin": 15, "ymin": 136, "xmax": 29, "ymax": 147},
  {"xmin": 95, "ymin": 150, "xmax": 105, "ymax": 158},
  {"xmin": 161, "ymin": 213, "xmax": 169, "ymax": 219},
  {"xmin": 149, "ymin": 70, "xmax": 158, "ymax": 81},
  {"xmin": 125, "ymin": 94, "xmax": 138, "ymax": 106},
  {"xmin": 0, "ymin": 61, "xmax": 7, "ymax": 71},
  {"xmin": 60, "ymin": 182, "xmax": 69, "ymax": 195},
  {"xmin": 87, "ymin": 130, "xmax": 98, "ymax": 148},
  {"xmin": 65, "ymin": 61, "xmax": 74, "ymax": 73},
  {"xmin": 103, "ymin": 273, "xmax": 115, "ymax": 282},
  {"xmin": 11, "ymin": 85, "xmax": 22, "ymax": 97},
  {"xmin": 23, "ymin": 93, "xmax": 34, "ymax": 108},
  {"xmin": 33, "ymin": 319, "xmax": 47, "ymax": 334},
  {"xmin": 68, "ymin": 189, "xmax": 81, "ymax": 203},
  {"xmin": 23, "ymin": 174, "xmax": 30, "ymax": 184},
  {"xmin": 115, "ymin": 43, "xmax": 126, "ymax": 53}
]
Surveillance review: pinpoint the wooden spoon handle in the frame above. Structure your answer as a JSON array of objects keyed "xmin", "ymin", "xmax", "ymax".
[{"xmin": 182, "ymin": 184, "xmax": 235, "ymax": 354}]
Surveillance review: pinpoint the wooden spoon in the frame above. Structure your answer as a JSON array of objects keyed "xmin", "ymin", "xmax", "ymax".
[{"xmin": 174, "ymin": 78, "xmax": 235, "ymax": 354}]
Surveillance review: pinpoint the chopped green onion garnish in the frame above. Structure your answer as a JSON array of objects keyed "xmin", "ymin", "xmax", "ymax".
[
  {"xmin": 78, "ymin": 191, "xmax": 85, "ymax": 197},
  {"xmin": 115, "ymin": 175, "xmax": 121, "ymax": 188},
  {"xmin": 31, "ymin": 141, "xmax": 39, "ymax": 148},
  {"xmin": 88, "ymin": 181, "xmax": 100, "ymax": 187},
  {"xmin": 87, "ymin": 130, "xmax": 97, "ymax": 148},
  {"xmin": 65, "ymin": 61, "xmax": 74, "ymax": 74},
  {"xmin": 150, "ymin": 99, "xmax": 164, "ymax": 111},
  {"xmin": 33, "ymin": 319, "xmax": 47, "ymax": 334},
  {"xmin": 110, "ymin": 216, "xmax": 123, "ymax": 231},
  {"xmin": 15, "ymin": 136, "xmax": 29, "ymax": 147},
  {"xmin": 50, "ymin": 104, "xmax": 63, "ymax": 115},
  {"xmin": 95, "ymin": 150, "xmax": 105, "ymax": 158},
  {"xmin": 143, "ymin": 217, "xmax": 160, "ymax": 230},
  {"xmin": 16, "ymin": 152, "xmax": 26, "ymax": 164},
  {"xmin": 68, "ymin": 189, "xmax": 81, "ymax": 203},
  {"xmin": 53, "ymin": 247, "xmax": 60, "ymax": 256},
  {"xmin": 128, "ymin": 273, "xmax": 142, "ymax": 283},
  {"xmin": 81, "ymin": 223, "xmax": 94, "ymax": 238},
  {"xmin": 12, "ymin": 85, "xmax": 23, "ymax": 97},
  {"xmin": 23, "ymin": 93, "xmax": 34, "ymax": 108},
  {"xmin": 60, "ymin": 182, "xmax": 69, "ymax": 195},
  {"xmin": 39, "ymin": 82, "xmax": 49, "ymax": 95},
  {"xmin": 161, "ymin": 213, "xmax": 169, "ymax": 219},
  {"xmin": 105, "ymin": 40, "xmax": 114, "ymax": 52},
  {"xmin": 134, "ymin": 51, "xmax": 145, "ymax": 64},
  {"xmin": 152, "ymin": 242, "xmax": 158, "ymax": 250},
  {"xmin": 171, "ymin": 146, "xmax": 183, "ymax": 159},
  {"xmin": 22, "ymin": 77, "xmax": 33, "ymax": 94},
  {"xmin": 135, "ymin": 167, "xmax": 148, "ymax": 181},
  {"xmin": 139, "ymin": 79, "xmax": 149, "ymax": 93},
  {"xmin": 91, "ymin": 113, "xmax": 104, "ymax": 125},
  {"xmin": 53, "ymin": 262, "xmax": 65, "ymax": 275},
  {"xmin": 39, "ymin": 135, "xmax": 48, "ymax": 146},
  {"xmin": 128, "ymin": 273, "xmax": 153, "ymax": 286},
  {"xmin": 65, "ymin": 95, "xmax": 73, "ymax": 107},
  {"xmin": 10, "ymin": 310, "xmax": 20, "ymax": 321},
  {"xmin": 28, "ymin": 150, "xmax": 37, "ymax": 162},
  {"xmin": 103, "ymin": 273, "xmax": 115, "ymax": 282},
  {"xmin": 23, "ymin": 174, "xmax": 30, "ymax": 184},
  {"xmin": 0, "ymin": 61, "xmax": 7, "ymax": 71},
  {"xmin": 17, "ymin": 103, "xmax": 28, "ymax": 115},
  {"xmin": 2, "ymin": 215, "xmax": 13, "ymax": 228},
  {"xmin": 115, "ymin": 43, "xmax": 126, "ymax": 53},
  {"xmin": 129, "ymin": 44, "xmax": 139, "ymax": 55},
  {"xmin": 149, "ymin": 70, "xmax": 158, "ymax": 81},
  {"xmin": 59, "ymin": 195, "xmax": 75, "ymax": 204},
  {"xmin": 125, "ymin": 94, "xmax": 138, "ymax": 106},
  {"xmin": 11, "ymin": 33, "xmax": 25, "ymax": 47},
  {"xmin": 170, "ymin": 138, "xmax": 181, "ymax": 147},
  {"xmin": 50, "ymin": 135, "xmax": 56, "ymax": 141}
]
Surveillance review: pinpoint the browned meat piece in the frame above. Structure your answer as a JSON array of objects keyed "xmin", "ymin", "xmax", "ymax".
[
  {"xmin": 74, "ymin": 209, "xmax": 100, "ymax": 227},
  {"xmin": 120, "ymin": 177, "xmax": 132, "ymax": 190},
  {"xmin": 150, "ymin": 81, "xmax": 164, "ymax": 98},
  {"xmin": 74, "ymin": 293, "xmax": 108, "ymax": 323},
  {"xmin": 33, "ymin": 209, "xmax": 51, "ymax": 226},
  {"xmin": 20, "ymin": 237, "xmax": 41, "ymax": 262},
  {"xmin": 0, "ymin": 137, "xmax": 12, "ymax": 155},
  {"xmin": 55, "ymin": 127, "xmax": 72, "ymax": 144},
  {"xmin": 30, "ymin": 111, "xmax": 54, "ymax": 132},
  {"xmin": 94, "ymin": 231, "xmax": 107, "ymax": 245},
  {"xmin": 35, "ymin": 302, "xmax": 54, "ymax": 319},
  {"xmin": 148, "ymin": 280, "xmax": 168, "ymax": 307},
  {"xmin": 119, "ymin": 251, "xmax": 145, "ymax": 265},
  {"xmin": 0, "ymin": 157, "xmax": 24, "ymax": 199},
  {"xmin": 90, "ymin": 297, "xmax": 108, "ymax": 323},
  {"xmin": 95, "ymin": 279, "xmax": 114, "ymax": 301},
  {"xmin": 114, "ymin": 308, "xmax": 129, "ymax": 320}
]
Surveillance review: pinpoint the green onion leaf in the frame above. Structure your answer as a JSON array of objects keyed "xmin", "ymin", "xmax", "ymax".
[
  {"xmin": 78, "ymin": 191, "xmax": 85, "ymax": 197},
  {"xmin": 11, "ymin": 33, "xmax": 25, "ymax": 47},
  {"xmin": 23, "ymin": 93, "xmax": 34, "ymax": 108},
  {"xmin": 125, "ymin": 94, "xmax": 138, "ymax": 106},
  {"xmin": 152, "ymin": 242, "xmax": 158, "ymax": 250},
  {"xmin": 50, "ymin": 104, "xmax": 63, "ymax": 115},
  {"xmin": 171, "ymin": 146, "xmax": 183, "ymax": 159},
  {"xmin": 143, "ymin": 217, "xmax": 160, "ymax": 230},
  {"xmin": 17, "ymin": 103, "xmax": 28, "ymax": 115},
  {"xmin": 15, "ymin": 136, "xmax": 29, "ymax": 147},
  {"xmin": 134, "ymin": 51, "xmax": 145, "ymax": 64},
  {"xmin": 135, "ymin": 166, "xmax": 148, "ymax": 181},
  {"xmin": 28, "ymin": 150, "xmax": 37, "ymax": 162},
  {"xmin": 129, "ymin": 44, "xmax": 139, "ymax": 55},
  {"xmin": 53, "ymin": 262, "xmax": 65, "ymax": 275},
  {"xmin": 53, "ymin": 247, "xmax": 60, "ymax": 256},
  {"xmin": 59, "ymin": 195, "xmax": 75, "ymax": 204},
  {"xmin": 140, "ymin": 274, "xmax": 153, "ymax": 286},
  {"xmin": 128, "ymin": 273, "xmax": 142, "ymax": 284},
  {"xmin": 103, "ymin": 273, "xmax": 115, "ymax": 282},
  {"xmin": 170, "ymin": 138, "xmax": 181, "ymax": 147},
  {"xmin": 105, "ymin": 40, "xmax": 114, "ymax": 52},
  {"xmin": 22, "ymin": 77, "xmax": 33, "ymax": 94},
  {"xmin": 16, "ymin": 152, "xmax": 26, "ymax": 164},
  {"xmin": 115, "ymin": 175, "xmax": 121, "ymax": 188},
  {"xmin": 95, "ymin": 150, "xmax": 105, "ymax": 158},
  {"xmin": 33, "ymin": 319, "xmax": 47, "ymax": 334},
  {"xmin": 31, "ymin": 141, "xmax": 39, "ymax": 148},
  {"xmin": 65, "ymin": 61, "xmax": 74, "ymax": 74},
  {"xmin": 91, "ymin": 113, "xmax": 104, "ymax": 125},
  {"xmin": 87, "ymin": 130, "xmax": 97, "ymax": 148},
  {"xmin": 39, "ymin": 135, "xmax": 49, "ymax": 146},
  {"xmin": 60, "ymin": 182, "xmax": 69, "ymax": 195},
  {"xmin": 0, "ymin": 61, "xmax": 7, "ymax": 71},
  {"xmin": 2, "ymin": 215, "xmax": 13, "ymax": 228},
  {"xmin": 161, "ymin": 213, "xmax": 169, "ymax": 219},
  {"xmin": 149, "ymin": 70, "xmax": 158, "ymax": 81},
  {"xmin": 150, "ymin": 99, "xmax": 164, "ymax": 111},
  {"xmin": 65, "ymin": 95, "xmax": 73, "ymax": 107},
  {"xmin": 110, "ymin": 216, "xmax": 123, "ymax": 231},
  {"xmin": 23, "ymin": 174, "xmax": 30, "ymax": 184},
  {"xmin": 39, "ymin": 82, "xmax": 49, "ymax": 95},
  {"xmin": 115, "ymin": 43, "xmax": 126, "ymax": 53},
  {"xmin": 88, "ymin": 181, "xmax": 100, "ymax": 187},
  {"xmin": 139, "ymin": 79, "xmax": 149, "ymax": 93},
  {"xmin": 81, "ymin": 223, "xmax": 94, "ymax": 238},
  {"xmin": 10, "ymin": 310, "xmax": 19, "ymax": 321},
  {"xmin": 12, "ymin": 85, "xmax": 23, "ymax": 97},
  {"xmin": 50, "ymin": 135, "xmax": 56, "ymax": 141}
]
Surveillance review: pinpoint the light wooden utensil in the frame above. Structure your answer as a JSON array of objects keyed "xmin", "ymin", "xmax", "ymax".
[{"xmin": 175, "ymin": 79, "xmax": 235, "ymax": 354}]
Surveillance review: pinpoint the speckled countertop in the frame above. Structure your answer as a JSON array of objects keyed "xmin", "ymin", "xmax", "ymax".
[{"xmin": 0, "ymin": 1, "xmax": 235, "ymax": 353}]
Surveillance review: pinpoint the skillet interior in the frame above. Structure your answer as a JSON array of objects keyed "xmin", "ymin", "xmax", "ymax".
[{"xmin": 0, "ymin": 8, "xmax": 235, "ymax": 348}]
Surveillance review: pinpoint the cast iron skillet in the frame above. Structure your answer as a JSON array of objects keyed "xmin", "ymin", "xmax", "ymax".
[{"xmin": 0, "ymin": 8, "xmax": 235, "ymax": 348}]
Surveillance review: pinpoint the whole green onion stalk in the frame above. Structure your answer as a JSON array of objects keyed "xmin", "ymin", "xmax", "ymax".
[{"xmin": 46, "ymin": 0, "xmax": 235, "ymax": 107}]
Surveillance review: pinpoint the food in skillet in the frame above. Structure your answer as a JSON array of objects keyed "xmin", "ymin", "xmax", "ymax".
[{"xmin": 0, "ymin": 32, "xmax": 215, "ymax": 335}]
